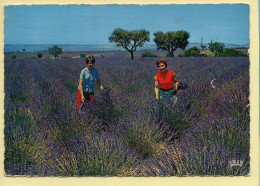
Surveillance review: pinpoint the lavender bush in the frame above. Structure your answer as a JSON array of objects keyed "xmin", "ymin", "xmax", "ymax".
[{"xmin": 4, "ymin": 52, "xmax": 249, "ymax": 176}]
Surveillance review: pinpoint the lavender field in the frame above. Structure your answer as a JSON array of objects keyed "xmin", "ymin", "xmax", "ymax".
[{"xmin": 4, "ymin": 51, "xmax": 250, "ymax": 176}]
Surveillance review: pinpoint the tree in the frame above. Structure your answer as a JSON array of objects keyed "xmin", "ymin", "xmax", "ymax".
[
  {"xmin": 201, "ymin": 38, "xmax": 206, "ymax": 51},
  {"xmin": 37, "ymin": 53, "xmax": 43, "ymax": 58},
  {"xmin": 208, "ymin": 41, "xmax": 225, "ymax": 55},
  {"xmin": 109, "ymin": 28, "xmax": 150, "ymax": 60},
  {"xmin": 48, "ymin": 45, "xmax": 63, "ymax": 59},
  {"xmin": 184, "ymin": 47, "xmax": 200, "ymax": 57},
  {"xmin": 80, "ymin": 54, "xmax": 86, "ymax": 58},
  {"xmin": 184, "ymin": 47, "xmax": 207, "ymax": 57},
  {"xmin": 153, "ymin": 30, "xmax": 190, "ymax": 57},
  {"xmin": 22, "ymin": 49, "xmax": 26, "ymax": 52}
]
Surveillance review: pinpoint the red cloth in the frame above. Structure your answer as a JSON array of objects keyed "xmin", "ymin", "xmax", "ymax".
[
  {"xmin": 156, "ymin": 70, "xmax": 175, "ymax": 89},
  {"xmin": 76, "ymin": 89, "xmax": 94, "ymax": 112}
]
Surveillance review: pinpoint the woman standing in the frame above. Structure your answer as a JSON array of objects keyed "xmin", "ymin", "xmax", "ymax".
[
  {"xmin": 154, "ymin": 59, "xmax": 179, "ymax": 103},
  {"xmin": 76, "ymin": 55, "xmax": 104, "ymax": 114}
]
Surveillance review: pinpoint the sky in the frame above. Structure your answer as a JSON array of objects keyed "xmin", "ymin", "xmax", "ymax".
[{"xmin": 4, "ymin": 4, "xmax": 249, "ymax": 45}]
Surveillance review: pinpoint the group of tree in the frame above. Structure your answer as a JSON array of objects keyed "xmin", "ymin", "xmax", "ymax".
[
  {"xmin": 10, "ymin": 53, "xmax": 44, "ymax": 59},
  {"xmin": 208, "ymin": 40, "xmax": 225, "ymax": 55},
  {"xmin": 180, "ymin": 42, "xmax": 247, "ymax": 57},
  {"xmin": 207, "ymin": 41, "xmax": 247, "ymax": 57},
  {"xmin": 108, "ymin": 29, "xmax": 247, "ymax": 59},
  {"xmin": 12, "ymin": 45, "xmax": 62, "ymax": 59},
  {"xmin": 45, "ymin": 31, "xmax": 247, "ymax": 60},
  {"xmin": 215, "ymin": 48, "xmax": 248, "ymax": 57},
  {"xmin": 109, "ymin": 28, "xmax": 190, "ymax": 60}
]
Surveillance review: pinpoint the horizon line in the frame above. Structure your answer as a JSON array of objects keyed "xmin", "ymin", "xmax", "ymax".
[{"xmin": 4, "ymin": 42, "xmax": 250, "ymax": 46}]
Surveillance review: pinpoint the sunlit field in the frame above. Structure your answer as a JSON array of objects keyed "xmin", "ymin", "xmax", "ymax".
[{"xmin": 4, "ymin": 51, "xmax": 249, "ymax": 176}]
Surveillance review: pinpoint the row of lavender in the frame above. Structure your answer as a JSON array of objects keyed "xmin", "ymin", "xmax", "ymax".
[{"xmin": 4, "ymin": 55, "xmax": 249, "ymax": 176}]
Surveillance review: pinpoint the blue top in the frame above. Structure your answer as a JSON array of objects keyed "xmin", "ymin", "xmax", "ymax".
[{"xmin": 79, "ymin": 67, "xmax": 100, "ymax": 93}]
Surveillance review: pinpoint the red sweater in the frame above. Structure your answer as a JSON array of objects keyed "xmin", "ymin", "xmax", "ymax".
[{"xmin": 156, "ymin": 70, "xmax": 175, "ymax": 89}]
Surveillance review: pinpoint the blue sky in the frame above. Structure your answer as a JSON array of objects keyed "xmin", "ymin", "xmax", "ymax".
[{"xmin": 4, "ymin": 4, "xmax": 249, "ymax": 45}]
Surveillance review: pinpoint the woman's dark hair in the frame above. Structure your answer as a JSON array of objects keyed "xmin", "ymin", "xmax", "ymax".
[
  {"xmin": 86, "ymin": 55, "xmax": 95, "ymax": 64},
  {"xmin": 156, "ymin": 59, "xmax": 167, "ymax": 67}
]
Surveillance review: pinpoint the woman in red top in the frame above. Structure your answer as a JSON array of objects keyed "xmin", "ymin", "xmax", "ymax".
[{"xmin": 154, "ymin": 59, "xmax": 179, "ymax": 102}]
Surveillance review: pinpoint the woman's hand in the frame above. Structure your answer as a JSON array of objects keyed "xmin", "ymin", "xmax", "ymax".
[
  {"xmin": 81, "ymin": 95, "xmax": 85, "ymax": 102},
  {"xmin": 100, "ymin": 85, "xmax": 104, "ymax": 91},
  {"xmin": 155, "ymin": 96, "xmax": 159, "ymax": 100},
  {"xmin": 175, "ymin": 82, "xmax": 179, "ymax": 91},
  {"xmin": 97, "ymin": 78, "xmax": 104, "ymax": 91}
]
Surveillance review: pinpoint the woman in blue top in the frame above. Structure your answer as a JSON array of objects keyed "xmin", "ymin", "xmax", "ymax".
[{"xmin": 76, "ymin": 55, "xmax": 104, "ymax": 113}]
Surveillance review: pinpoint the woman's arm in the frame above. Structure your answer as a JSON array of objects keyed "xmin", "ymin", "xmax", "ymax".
[
  {"xmin": 154, "ymin": 76, "xmax": 159, "ymax": 100},
  {"xmin": 96, "ymin": 78, "xmax": 104, "ymax": 91},
  {"xmin": 173, "ymin": 74, "xmax": 179, "ymax": 90},
  {"xmin": 79, "ymin": 79, "xmax": 84, "ymax": 102}
]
